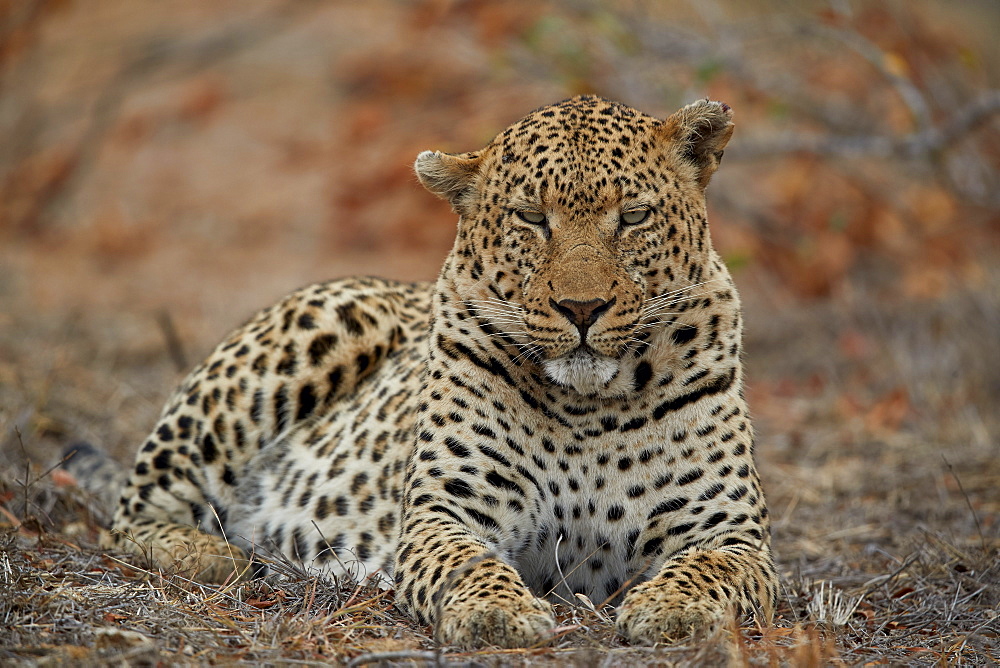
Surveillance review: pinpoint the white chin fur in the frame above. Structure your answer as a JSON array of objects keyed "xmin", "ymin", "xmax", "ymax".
[{"xmin": 543, "ymin": 349, "xmax": 619, "ymax": 395}]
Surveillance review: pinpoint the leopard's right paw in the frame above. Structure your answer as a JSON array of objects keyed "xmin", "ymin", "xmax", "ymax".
[
  {"xmin": 437, "ymin": 593, "xmax": 555, "ymax": 649},
  {"xmin": 615, "ymin": 577, "xmax": 727, "ymax": 645}
]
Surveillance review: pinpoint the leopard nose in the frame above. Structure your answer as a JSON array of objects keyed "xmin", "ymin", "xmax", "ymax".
[{"xmin": 550, "ymin": 296, "xmax": 616, "ymax": 337}]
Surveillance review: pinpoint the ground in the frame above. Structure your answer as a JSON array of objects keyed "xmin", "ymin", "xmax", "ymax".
[{"xmin": 1, "ymin": 0, "xmax": 998, "ymax": 665}]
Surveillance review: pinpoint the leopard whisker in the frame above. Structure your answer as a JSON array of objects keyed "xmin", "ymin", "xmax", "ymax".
[
  {"xmin": 465, "ymin": 299, "xmax": 526, "ymax": 315},
  {"xmin": 466, "ymin": 303, "xmax": 524, "ymax": 313},
  {"xmin": 641, "ymin": 289, "xmax": 714, "ymax": 311},
  {"xmin": 470, "ymin": 308, "xmax": 522, "ymax": 315},
  {"xmin": 641, "ymin": 279, "xmax": 721, "ymax": 308},
  {"xmin": 511, "ymin": 343, "xmax": 544, "ymax": 365},
  {"xmin": 635, "ymin": 311, "xmax": 683, "ymax": 326},
  {"xmin": 462, "ymin": 331, "xmax": 532, "ymax": 348},
  {"xmin": 646, "ymin": 278, "xmax": 721, "ymax": 300}
]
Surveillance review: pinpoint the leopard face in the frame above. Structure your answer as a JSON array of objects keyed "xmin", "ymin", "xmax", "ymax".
[{"xmin": 417, "ymin": 95, "xmax": 732, "ymax": 397}]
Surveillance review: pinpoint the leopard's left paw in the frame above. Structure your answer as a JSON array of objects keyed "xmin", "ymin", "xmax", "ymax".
[{"xmin": 615, "ymin": 578, "xmax": 728, "ymax": 645}]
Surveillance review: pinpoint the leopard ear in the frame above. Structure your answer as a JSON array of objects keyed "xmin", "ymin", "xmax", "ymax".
[
  {"xmin": 414, "ymin": 150, "xmax": 483, "ymax": 213},
  {"xmin": 661, "ymin": 99, "xmax": 734, "ymax": 188}
]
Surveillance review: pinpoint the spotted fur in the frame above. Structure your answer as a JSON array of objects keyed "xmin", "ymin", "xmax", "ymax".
[{"xmin": 97, "ymin": 96, "xmax": 777, "ymax": 647}]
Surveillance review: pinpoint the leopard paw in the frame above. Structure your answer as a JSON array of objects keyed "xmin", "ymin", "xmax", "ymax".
[
  {"xmin": 436, "ymin": 593, "xmax": 555, "ymax": 649},
  {"xmin": 170, "ymin": 539, "xmax": 254, "ymax": 584},
  {"xmin": 615, "ymin": 578, "xmax": 727, "ymax": 645},
  {"xmin": 103, "ymin": 528, "xmax": 255, "ymax": 585}
]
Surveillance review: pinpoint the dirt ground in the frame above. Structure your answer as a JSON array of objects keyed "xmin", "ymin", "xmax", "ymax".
[{"xmin": 1, "ymin": 1, "xmax": 998, "ymax": 665}]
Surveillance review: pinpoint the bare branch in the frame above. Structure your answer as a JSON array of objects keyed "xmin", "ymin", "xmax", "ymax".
[
  {"xmin": 808, "ymin": 21, "xmax": 933, "ymax": 133},
  {"xmin": 728, "ymin": 90, "xmax": 1000, "ymax": 161}
]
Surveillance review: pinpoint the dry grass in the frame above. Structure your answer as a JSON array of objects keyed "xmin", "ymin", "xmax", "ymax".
[{"xmin": 2, "ymin": 506, "xmax": 995, "ymax": 666}]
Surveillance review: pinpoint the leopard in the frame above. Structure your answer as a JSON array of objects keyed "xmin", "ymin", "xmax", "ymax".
[{"xmin": 70, "ymin": 95, "xmax": 778, "ymax": 648}]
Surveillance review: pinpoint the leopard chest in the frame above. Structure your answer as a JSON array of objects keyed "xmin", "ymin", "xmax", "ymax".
[{"xmin": 477, "ymin": 414, "xmax": 748, "ymax": 604}]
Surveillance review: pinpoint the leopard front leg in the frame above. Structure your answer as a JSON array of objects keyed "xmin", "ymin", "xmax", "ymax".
[
  {"xmin": 394, "ymin": 507, "xmax": 555, "ymax": 649},
  {"xmin": 437, "ymin": 580, "xmax": 554, "ymax": 649},
  {"xmin": 393, "ymin": 432, "xmax": 555, "ymax": 649},
  {"xmin": 615, "ymin": 543, "xmax": 777, "ymax": 644}
]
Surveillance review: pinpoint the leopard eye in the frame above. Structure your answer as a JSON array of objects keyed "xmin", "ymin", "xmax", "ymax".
[
  {"xmin": 621, "ymin": 208, "xmax": 651, "ymax": 226},
  {"xmin": 516, "ymin": 210, "xmax": 547, "ymax": 225}
]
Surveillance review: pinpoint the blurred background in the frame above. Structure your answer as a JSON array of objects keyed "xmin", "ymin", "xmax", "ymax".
[{"xmin": 1, "ymin": 0, "xmax": 998, "ymax": 605}]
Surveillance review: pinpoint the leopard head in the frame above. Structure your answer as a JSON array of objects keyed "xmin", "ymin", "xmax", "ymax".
[{"xmin": 416, "ymin": 96, "xmax": 734, "ymax": 397}]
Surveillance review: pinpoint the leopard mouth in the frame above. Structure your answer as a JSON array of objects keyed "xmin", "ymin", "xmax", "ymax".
[{"xmin": 542, "ymin": 345, "xmax": 619, "ymax": 394}]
